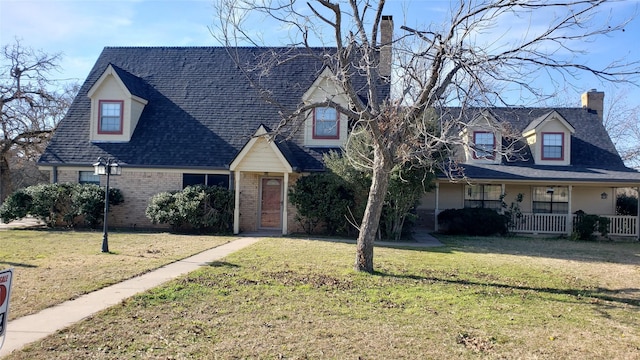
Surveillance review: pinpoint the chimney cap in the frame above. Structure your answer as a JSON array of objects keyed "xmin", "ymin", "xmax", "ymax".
[{"xmin": 589, "ymin": 88, "xmax": 599, "ymax": 93}]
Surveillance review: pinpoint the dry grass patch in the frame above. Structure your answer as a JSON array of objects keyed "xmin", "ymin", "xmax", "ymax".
[
  {"xmin": 5, "ymin": 236, "xmax": 640, "ymax": 359},
  {"xmin": 0, "ymin": 230, "xmax": 231, "ymax": 319}
]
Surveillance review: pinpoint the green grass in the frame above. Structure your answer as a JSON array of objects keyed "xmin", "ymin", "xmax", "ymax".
[
  {"xmin": 0, "ymin": 230, "xmax": 232, "ymax": 320},
  {"xmin": 6, "ymin": 236, "xmax": 639, "ymax": 359}
]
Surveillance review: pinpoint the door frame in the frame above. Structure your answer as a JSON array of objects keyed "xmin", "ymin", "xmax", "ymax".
[{"xmin": 258, "ymin": 176, "xmax": 283, "ymax": 230}]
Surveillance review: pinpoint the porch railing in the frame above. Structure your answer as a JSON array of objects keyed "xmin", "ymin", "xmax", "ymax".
[
  {"xmin": 600, "ymin": 215, "xmax": 637, "ymax": 237},
  {"xmin": 511, "ymin": 213, "xmax": 567, "ymax": 234},
  {"xmin": 510, "ymin": 213, "xmax": 638, "ymax": 237}
]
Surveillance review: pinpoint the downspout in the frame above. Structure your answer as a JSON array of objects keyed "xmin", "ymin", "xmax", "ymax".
[
  {"xmin": 233, "ymin": 171, "xmax": 241, "ymax": 234},
  {"xmin": 282, "ymin": 172, "xmax": 289, "ymax": 235},
  {"xmin": 52, "ymin": 166, "xmax": 58, "ymax": 183}
]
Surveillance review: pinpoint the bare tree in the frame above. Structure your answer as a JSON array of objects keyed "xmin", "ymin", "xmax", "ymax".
[
  {"xmin": 0, "ymin": 40, "xmax": 76, "ymax": 202},
  {"xmin": 602, "ymin": 87, "xmax": 640, "ymax": 169},
  {"xmin": 214, "ymin": 0, "xmax": 639, "ymax": 272}
]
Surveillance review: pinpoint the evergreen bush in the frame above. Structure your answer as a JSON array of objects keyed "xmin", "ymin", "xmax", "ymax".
[{"xmin": 437, "ymin": 207, "xmax": 507, "ymax": 236}]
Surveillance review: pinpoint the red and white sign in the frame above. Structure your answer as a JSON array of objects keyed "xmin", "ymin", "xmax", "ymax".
[{"xmin": 0, "ymin": 268, "xmax": 13, "ymax": 338}]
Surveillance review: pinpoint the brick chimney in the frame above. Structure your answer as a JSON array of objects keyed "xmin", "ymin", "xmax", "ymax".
[
  {"xmin": 380, "ymin": 15, "xmax": 393, "ymax": 79},
  {"xmin": 581, "ymin": 89, "xmax": 605, "ymax": 122}
]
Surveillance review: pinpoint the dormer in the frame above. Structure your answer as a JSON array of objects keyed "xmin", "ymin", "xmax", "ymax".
[
  {"xmin": 301, "ymin": 67, "xmax": 350, "ymax": 147},
  {"xmin": 461, "ymin": 111, "xmax": 503, "ymax": 164},
  {"xmin": 87, "ymin": 64, "xmax": 148, "ymax": 143},
  {"xmin": 522, "ymin": 111, "xmax": 575, "ymax": 166}
]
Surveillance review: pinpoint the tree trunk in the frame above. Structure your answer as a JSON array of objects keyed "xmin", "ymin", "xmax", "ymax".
[
  {"xmin": 355, "ymin": 145, "xmax": 392, "ymax": 273},
  {"xmin": 0, "ymin": 155, "xmax": 12, "ymax": 204}
]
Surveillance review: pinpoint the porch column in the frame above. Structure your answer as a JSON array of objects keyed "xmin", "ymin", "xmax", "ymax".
[
  {"xmin": 233, "ymin": 170, "xmax": 241, "ymax": 234},
  {"xmin": 636, "ymin": 187, "xmax": 640, "ymax": 240},
  {"xmin": 434, "ymin": 182, "xmax": 440, "ymax": 232},
  {"xmin": 282, "ymin": 172, "xmax": 289, "ymax": 235},
  {"xmin": 567, "ymin": 185, "xmax": 573, "ymax": 236}
]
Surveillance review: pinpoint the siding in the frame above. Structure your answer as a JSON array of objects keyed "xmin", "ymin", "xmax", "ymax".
[{"xmin": 235, "ymin": 138, "xmax": 289, "ymax": 173}]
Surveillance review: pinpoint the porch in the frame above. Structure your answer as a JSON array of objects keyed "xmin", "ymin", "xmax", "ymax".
[{"xmin": 511, "ymin": 213, "xmax": 638, "ymax": 237}]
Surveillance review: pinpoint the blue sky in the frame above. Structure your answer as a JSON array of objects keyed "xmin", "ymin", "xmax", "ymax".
[{"xmin": 1, "ymin": 0, "xmax": 639, "ymax": 108}]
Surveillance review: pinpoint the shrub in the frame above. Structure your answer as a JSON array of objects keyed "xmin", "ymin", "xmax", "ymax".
[
  {"xmin": 0, "ymin": 183, "xmax": 123, "ymax": 228},
  {"xmin": 438, "ymin": 207, "xmax": 507, "ymax": 236},
  {"xmin": 323, "ymin": 147, "xmax": 435, "ymax": 241},
  {"xmin": 71, "ymin": 184, "xmax": 124, "ymax": 228},
  {"xmin": 146, "ymin": 185, "xmax": 234, "ymax": 233},
  {"xmin": 616, "ymin": 193, "xmax": 638, "ymax": 216},
  {"xmin": 0, "ymin": 189, "xmax": 32, "ymax": 223},
  {"xmin": 146, "ymin": 191, "xmax": 182, "ymax": 228},
  {"xmin": 573, "ymin": 210, "xmax": 610, "ymax": 240},
  {"xmin": 289, "ymin": 172, "xmax": 355, "ymax": 235}
]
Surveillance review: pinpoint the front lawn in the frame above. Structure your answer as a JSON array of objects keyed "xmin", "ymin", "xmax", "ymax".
[
  {"xmin": 0, "ymin": 230, "xmax": 231, "ymax": 320},
  {"xmin": 6, "ymin": 236, "xmax": 639, "ymax": 359}
]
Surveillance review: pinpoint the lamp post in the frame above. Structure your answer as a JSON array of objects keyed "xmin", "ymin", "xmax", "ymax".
[{"xmin": 93, "ymin": 157, "xmax": 121, "ymax": 253}]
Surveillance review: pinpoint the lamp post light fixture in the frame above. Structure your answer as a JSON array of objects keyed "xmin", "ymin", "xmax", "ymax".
[{"xmin": 93, "ymin": 157, "xmax": 121, "ymax": 253}]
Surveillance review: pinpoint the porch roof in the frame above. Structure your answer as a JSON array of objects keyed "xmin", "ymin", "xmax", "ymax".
[{"xmin": 445, "ymin": 163, "xmax": 640, "ymax": 185}]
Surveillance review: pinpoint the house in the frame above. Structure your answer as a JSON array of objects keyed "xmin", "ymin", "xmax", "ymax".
[
  {"xmin": 38, "ymin": 16, "xmax": 640, "ymax": 237},
  {"xmin": 417, "ymin": 90, "xmax": 640, "ymax": 237},
  {"xmin": 38, "ymin": 34, "xmax": 392, "ymax": 235}
]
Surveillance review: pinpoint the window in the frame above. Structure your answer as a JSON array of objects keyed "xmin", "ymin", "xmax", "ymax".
[
  {"xmin": 183, "ymin": 174, "xmax": 229, "ymax": 189},
  {"xmin": 313, "ymin": 107, "xmax": 339, "ymax": 139},
  {"xmin": 79, "ymin": 171, "xmax": 100, "ymax": 185},
  {"xmin": 98, "ymin": 100, "xmax": 123, "ymax": 134},
  {"xmin": 464, "ymin": 184, "xmax": 502, "ymax": 210},
  {"xmin": 542, "ymin": 133, "xmax": 563, "ymax": 160},
  {"xmin": 532, "ymin": 186, "xmax": 568, "ymax": 214},
  {"xmin": 473, "ymin": 131, "xmax": 495, "ymax": 159}
]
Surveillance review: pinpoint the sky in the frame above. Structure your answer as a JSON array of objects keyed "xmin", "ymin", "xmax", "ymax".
[{"xmin": 1, "ymin": 0, "xmax": 640, "ymax": 109}]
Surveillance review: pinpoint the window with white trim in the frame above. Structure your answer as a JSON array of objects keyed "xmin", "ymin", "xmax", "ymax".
[
  {"xmin": 99, "ymin": 100, "xmax": 123, "ymax": 134},
  {"xmin": 313, "ymin": 107, "xmax": 339, "ymax": 139},
  {"xmin": 464, "ymin": 184, "xmax": 502, "ymax": 210},
  {"xmin": 542, "ymin": 133, "xmax": 563, "ymax": 160}
]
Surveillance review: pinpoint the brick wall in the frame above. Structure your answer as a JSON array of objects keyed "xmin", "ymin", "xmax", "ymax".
[
  {"xmin": 55, "ymin": 168, "xmax": 305, "ymax": 233},
  {"xmin": 108, "ymin": 171, "xmax": 181, "ymax": 228},
  {"xmin": 239, "ymin": 172, "xmax": 259, "ymax": 232},
  {"xmin": 55, "ymin": 168, "xmax": 181, "ymax": 229}
]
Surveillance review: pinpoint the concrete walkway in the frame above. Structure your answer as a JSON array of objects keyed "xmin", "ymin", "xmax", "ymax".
[
  {"xmin": 0, "ymin": 236, "xmax": 261, "ymax": 357},
  {"xmin": 0, "ymin": 217, "xmax": 45, "ymax": 230}
]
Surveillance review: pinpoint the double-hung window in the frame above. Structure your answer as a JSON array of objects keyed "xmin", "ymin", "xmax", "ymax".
[
  {"xmin": 464, "ymin": 184, "xmax": 502, "ymax": 210},
  {"xmin": 473, "ymin": 131, "xmax": 495, "ymax": 159},
  {"xmin": 542, "ymin": 133, "xmax": 563, "ymax": 160},
  {"xmin": 313, "ymin": 107, "xmax": 339, "ymax": 139},
  {"xmin": 98, "ymin": 100, "xmax": 123, "ymax": 134}
]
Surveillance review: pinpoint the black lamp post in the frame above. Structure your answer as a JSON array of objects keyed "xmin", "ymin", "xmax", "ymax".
[{"xmin": 93, "ymin": 157, "xmax": 121, "ymax": 253}]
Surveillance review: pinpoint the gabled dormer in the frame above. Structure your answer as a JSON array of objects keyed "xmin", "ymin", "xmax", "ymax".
[
  {"xmin": 301, "ymin": 67, "xmax": 350, "ymax": 147},
  {"xmin": 461, "ymin": 111, "xmax": 503, "ymax": 164},
  {"xmin": 87, "ymin": 64, "xmax": 148, "ymax": 143},
  {"xmin": 522, "ymin": 111, "xmax": 575, "ymax": 166}
]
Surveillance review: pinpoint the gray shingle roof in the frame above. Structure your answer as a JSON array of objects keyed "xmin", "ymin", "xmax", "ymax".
[
  {"xmin": 444, "ymin": 107, "xmax": 640, "ymax": 183},
  {"xmin": 39, "ymin": 46, "xmax": 638, "ymax": 183},
  {"xmin": 40, "ymin": 46, "xmax": 385, "ymax": 171}
]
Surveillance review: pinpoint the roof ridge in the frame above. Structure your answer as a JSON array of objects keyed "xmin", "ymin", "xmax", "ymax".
[{"xmin": 102, "ymin": 46, "xmax": 337, "ymax": 50}]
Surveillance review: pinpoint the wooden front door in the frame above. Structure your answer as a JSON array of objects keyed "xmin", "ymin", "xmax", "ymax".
[{"xmin": 260, "ymin": 178, "xmax": 282, "ymax": 228}]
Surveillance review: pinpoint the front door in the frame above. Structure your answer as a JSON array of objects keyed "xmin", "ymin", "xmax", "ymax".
[{"xmin": 260, "ymin": 178, "xmax": 282, "ymax": 229}]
